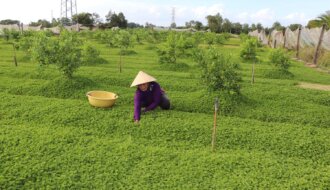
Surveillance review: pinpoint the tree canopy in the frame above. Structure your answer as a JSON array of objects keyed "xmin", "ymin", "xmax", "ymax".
[
  {"xmin": 206, "ymin": 13, "xmax": 223, "ymax": 33},
  {"xmin": 307, "ymin": 10, "xmax": 330, "ymax": 29},
  {"xmin": 0, "ymin": 19, "xmax": 20, "ymax": 25},
  {"xmin": 29, "ymin": 19, "xmax": 51, "ymax": 28},
  {"xmin": 72, "ymin": 12, "xmax": 94, "ymax": 27},
  {"xmin": 105, "ymin": 11, "xmax": 128, "ymax": 28}
]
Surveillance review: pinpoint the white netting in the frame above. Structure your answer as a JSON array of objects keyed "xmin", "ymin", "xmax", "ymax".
[
  {"xmin": 270, "ymin": 30, "xmax": 284, "ymax": 48},
  {"xmin": 44, "ymin": 26, "xmax": 61, "ymax": 34},
  {"xmin": 322, "ymin": 30, "xmax": 330, "ymax": 50},
  {"xmin": 284, "ymin": 28, "xmax": 298, "ymax": 49},
  {"xmin": 0, "ymin": 24, "xmax": 20, "ymax": 30},
  {"xmin": 300, "ymin": 28, "xmax": 319, "ymax": 47},
  {"xmin": 248, "ymin": 30, "xmax": 268, "ymax": 45},
  {"xmin": 258, "ymin": 27, "xmax": 330, "ymax": 51},
  {"xmin": 22, "ymin": 25, "xmax": 42, "ymax": 31}
]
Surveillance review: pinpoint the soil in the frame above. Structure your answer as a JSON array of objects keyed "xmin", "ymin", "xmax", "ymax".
[{"xmin": 298, "ymin": 82, "xmax": 330, "ymax": 91}]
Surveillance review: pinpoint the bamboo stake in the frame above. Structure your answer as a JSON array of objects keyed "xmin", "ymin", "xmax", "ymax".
[
  {"xmin": 12, "ymin": 43, "xmax": 17, "ymax": 67},
  {"xmin": 251, "ymin": 58, "xmax": 255, "ymax": 84},
  {"xmin": 211, "ymin": 98, "xmax": 219, "ymax": 151},
  {"xmin": 267, "ymin": 33, "xmax": 272, "ymax": 47},
  {"xmin": 313, "ymin": 24, "xmax": 326, "ymax": 65},
  {"xmin": 119, "ymin": 49, "xmax": 122, "ymax": 73},
  {"xmin": 296, "ymin": 26, "xmax": 302, "ymax": 58},
  {"xmin": 283, "ymin": 28, "xmax": 287, "ymax": 49}
]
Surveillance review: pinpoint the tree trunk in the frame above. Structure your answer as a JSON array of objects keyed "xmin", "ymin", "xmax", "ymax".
[{"xmin": 313, "ymin": 24, "xmax": 326, "ymax": 65}]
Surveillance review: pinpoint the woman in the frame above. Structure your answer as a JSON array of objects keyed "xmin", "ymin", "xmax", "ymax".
[{"xmin": 131, "ymin": 71, "xmax": 170, "ymax": 123}]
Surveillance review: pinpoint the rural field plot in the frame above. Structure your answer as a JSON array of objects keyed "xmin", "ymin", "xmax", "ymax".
[{"xmin": 0, "ymin": 32, "xmax": 329, "ymax": 189}]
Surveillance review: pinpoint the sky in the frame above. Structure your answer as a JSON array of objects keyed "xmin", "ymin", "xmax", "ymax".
[{"xmin": 0, "ymin": 0, "xmax": 328, "ymax": 27}]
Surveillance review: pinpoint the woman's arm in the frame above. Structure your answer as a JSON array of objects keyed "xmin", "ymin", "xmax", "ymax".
[{"xmin": 134, "ymin": 91, "xmax": 142, "ymax": 121}]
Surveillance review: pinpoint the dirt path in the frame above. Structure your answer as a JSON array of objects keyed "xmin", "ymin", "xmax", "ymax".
[
  {"xmin": 297, "ymin": 82, "xmax": 330, "ymax": 91},
  {"xmin": 292, "ymin": 58, "xmax": 330, "ymax": 74}
]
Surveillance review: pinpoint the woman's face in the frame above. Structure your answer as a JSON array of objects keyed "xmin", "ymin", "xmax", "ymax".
[{"xmin": 138, "ymin": 83, "xmax": 149, "ymax": 91}]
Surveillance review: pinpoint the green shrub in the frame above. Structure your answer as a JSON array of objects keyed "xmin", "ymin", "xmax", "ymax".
[
  {"xmin": 239, "ymin": 33, "xmax": 249, "ymax": 42},
  {"xmin": 82, "ymin": 44, "xmax": 100, "ymax": 63},
  {"xmin": 157, "ymin": 32, "xmax": 177, "ymax": 64},
  {"xmin": 194, "ymin": 47, "xmax": 242, "ymax": 95},
  {"xmin": 269, "ymin": 48, "xmax": 291, "ymax": 70},
  {"xmin": 204, "ymin": 32, "xmax": 217, "ymax": 46},
  {"xmin": 81, "ymin": 44, "xmax": 107, "ymax": 65},
  {"xmin": 157, "ymin": 47, "xmax": 176, "ymax": 64},
  {"xmin": 30, "ymin": 30, "xmax": 83, "ymax": 78},
  {"xmin": 264, "ymin": 69, "xmax": 294, "ymax": 79}
]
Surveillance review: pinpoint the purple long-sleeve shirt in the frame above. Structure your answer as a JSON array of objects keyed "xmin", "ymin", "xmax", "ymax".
[{"xmin": 134, "ymin": 82, "xmax": 164, "ymax": 121}]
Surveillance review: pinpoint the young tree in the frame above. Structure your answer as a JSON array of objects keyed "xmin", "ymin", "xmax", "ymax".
[
  {"xmin": 114, "ymin": 30, "xmax": 133, "ymax": 72},
  {"xmin": 194, "ymin": 47, "xmax": 242, "ymax": 94},
  {"xmin": 240, "ymin": 38, "xmax": 258, "ymax": 61},
  {"xmin": 31, "ymin": 30, "xmax": 83, "ymax": 78},
  {"xmin": 157, "ymin": 32, "xmax": 177, "ymax": 64}
]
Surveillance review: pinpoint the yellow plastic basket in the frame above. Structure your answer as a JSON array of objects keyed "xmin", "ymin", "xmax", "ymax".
[{"xmin": 86, "ymin": 91, "xmax": 118, "ymax": 108}]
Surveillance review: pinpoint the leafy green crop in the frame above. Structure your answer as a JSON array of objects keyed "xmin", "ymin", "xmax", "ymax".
[{"xmin": 0, "ymin": 30, "xmax": 329, "ymax": 189}]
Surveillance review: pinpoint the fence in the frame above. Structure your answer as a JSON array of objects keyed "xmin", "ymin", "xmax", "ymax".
[{"xmin": 249, "ymin": 25, "xmax": 329, "ymax": 65}]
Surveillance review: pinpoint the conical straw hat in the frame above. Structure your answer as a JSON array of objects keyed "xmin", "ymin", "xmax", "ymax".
[{"xmin": 130, "ymin": 71, "xmax": 156, "ymax": 87}]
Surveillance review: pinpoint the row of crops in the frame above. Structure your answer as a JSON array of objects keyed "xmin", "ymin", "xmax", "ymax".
[{"xmin": 0, "ymin": 28, "xmax": 329, "ymax": 188}]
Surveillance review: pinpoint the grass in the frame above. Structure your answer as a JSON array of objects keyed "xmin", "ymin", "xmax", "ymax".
[{"xmin": 0, "ymin": 33, "xmax": 329, "ymax": 189}]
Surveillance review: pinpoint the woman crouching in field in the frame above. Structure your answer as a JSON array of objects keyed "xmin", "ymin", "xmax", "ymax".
[{"xmin": 131, "ymin": 71, "xmax": 170, "ymax": 124}]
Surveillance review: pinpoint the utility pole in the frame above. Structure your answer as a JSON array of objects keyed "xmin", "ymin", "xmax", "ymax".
[
  {"xmin": 60, "ymin": 0, "xmax": 77, "ymax": 25},
  {"xmin": 170, "ymin": 7, "xmax": 176, "ymax": 28}
]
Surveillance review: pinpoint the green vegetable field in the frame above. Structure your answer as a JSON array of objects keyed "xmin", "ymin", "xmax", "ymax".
[{"xmin": 0, "ymin": 30, "xmax": 329, "ymax": 189}]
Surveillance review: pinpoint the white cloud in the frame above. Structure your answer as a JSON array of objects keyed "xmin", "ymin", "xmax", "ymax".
[
  {"xmin": 283, "ymin": 12, "xmax": 308, "ymax": 25},
  {"xmin": 0, "ymin": 0, "xmax": 59, "ymax": 24},
  {"xmin": 250, "ymin": 8, "xmax": 275, "ymax": 23},
  {"xmin": 236, "ymin": 12, "xmax": 249, "ymax": 23},
  {"xmin": 232, "ymin": 8, "xmax": 276, "ymax": 26},
  {"xmin": 192, "ymin": 4, "xmax": 224, "ymax": 19},
  {"xmin": 1, "ymin": 1, "xmax": 312, "ymax": 27}
]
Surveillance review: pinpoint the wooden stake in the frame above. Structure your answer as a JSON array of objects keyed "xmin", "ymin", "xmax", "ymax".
[
  {"xmin": 313, "ymin": 24, "xmax": 326, "ymax": 65},
  {"xmin": 296, "ymin": 26, "xmax": 302, "ymax": 58},
  {"xmin": 267, "ymin": 33, "xmax": 272, "ymax": 47},
  {"xmin": 251, "ymin": 58, "xmax": 255, "ymax": 84},
  {"xmin": 212, "ymin": 98, "xmax": 219, "ymax": 151},
  {"xmin": 283, "ymin": 28, "xmax": 287, "ymax": 49},
  {"xmin": 12, "ymin": 43, "xmax": 17, "ymax": 67},
  {"xmin": 119, "ymin": 50, "xmax": 122, "ymax": 73}
]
